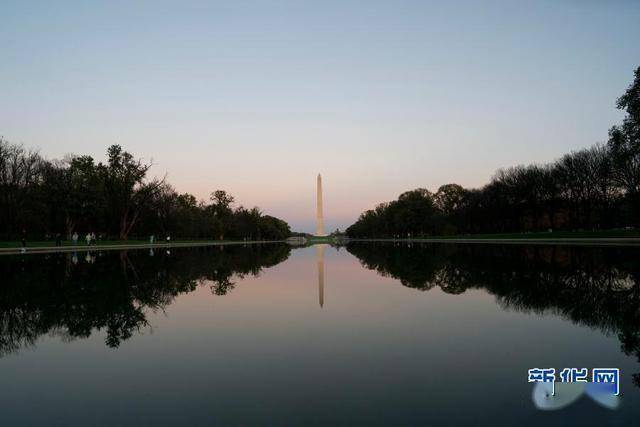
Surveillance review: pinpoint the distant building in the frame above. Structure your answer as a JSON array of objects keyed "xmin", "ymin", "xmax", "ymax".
[{"xmin": 286, "ymin": 236, "xmax": 307, "ymax": 245}]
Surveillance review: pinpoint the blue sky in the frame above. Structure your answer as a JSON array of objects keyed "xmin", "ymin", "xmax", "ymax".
[{"xmin": 1, "ymin": 0, "xmax": 639, "ymax": 232}]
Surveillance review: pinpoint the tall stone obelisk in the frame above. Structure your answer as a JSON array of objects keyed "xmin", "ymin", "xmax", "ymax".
[{"xmin": 316, "ymin": 173, "xmax": 326, "ymax": 236}]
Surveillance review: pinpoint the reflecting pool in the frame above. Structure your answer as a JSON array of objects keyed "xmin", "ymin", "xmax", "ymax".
[{"xmin": 1, "ymin": 242, "xmax": 639, "ymax": 425}]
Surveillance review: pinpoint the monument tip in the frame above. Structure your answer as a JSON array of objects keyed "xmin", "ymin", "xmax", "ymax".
[{"xmin": 316, "ymin": 172, "xmax": 325, "ymax": 236}]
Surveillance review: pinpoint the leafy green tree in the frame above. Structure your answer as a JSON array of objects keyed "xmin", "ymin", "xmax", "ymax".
[
  {"xmin": 209, "ymin": 190, "xmax": 234, "ymax": 239},
  {"xmin": 101, "ymin": 145, "xmax": 163, "ymax": 239},
  {"xmin": 0, "ymin": 139, "xmax": 45, "ymax": 238},
  {"xmin": 435, "ymin": 184, "xmax": 466, "ymax": 215},
  {"xmin": 609, "ymin": 66, "xmax": 640, "ymax": 224}
]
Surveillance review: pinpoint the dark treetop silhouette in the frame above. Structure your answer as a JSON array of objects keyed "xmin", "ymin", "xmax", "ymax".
[
  {"xmin": 346, "ymin": 66, "xmax": 640, "ymax": 238},
  {"xmin": 0, "ymin": 144, "xmax": 291, "ymax": 242}
]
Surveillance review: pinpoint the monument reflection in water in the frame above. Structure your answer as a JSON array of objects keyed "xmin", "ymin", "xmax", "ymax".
[{"xmin": 1, "ymin": 242, "xmax": 640, "ymax": 425}]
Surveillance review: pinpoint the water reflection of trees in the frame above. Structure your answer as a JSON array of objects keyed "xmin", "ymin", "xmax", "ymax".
[
  {"xmin": 346, "ymin": 242, "xmax": 640, "ymax": 386},
  {"xmin": 0, "ymin": 244, "xmax": 290, "ymax": 355}
]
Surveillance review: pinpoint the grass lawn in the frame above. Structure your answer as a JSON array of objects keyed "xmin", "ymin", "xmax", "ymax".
[
  {"xmin": 0, "ymin": 239, "xmax": 233, "ymax": 249},
  {"xmin": 411, "ymin": 229, "xmax": 640, "ymax": 240}
]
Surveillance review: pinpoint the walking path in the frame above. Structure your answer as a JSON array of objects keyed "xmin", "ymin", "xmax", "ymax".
[
  {"xmin": 354, "ymin": 237, "xmax": 640, "ymax": 246},
  {"xmin": 0, "ymin": 240, "xmax": 284, "ymax": 256},
  {"xmin": 5, "ymin": 237, "xmax": 640, "ymax": 256}
]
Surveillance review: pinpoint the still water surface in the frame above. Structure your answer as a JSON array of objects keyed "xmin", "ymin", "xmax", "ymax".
[{"xmin": 1, "ymin": 242, "xmax": 639, "ymax": 426}]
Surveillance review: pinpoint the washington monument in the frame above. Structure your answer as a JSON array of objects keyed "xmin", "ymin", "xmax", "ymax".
[{"xmin": 316, "ymin": 173, "xmax": 326, "ymax": 236}]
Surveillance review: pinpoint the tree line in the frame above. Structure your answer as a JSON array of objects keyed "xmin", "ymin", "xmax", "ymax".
[
  {"xmin": 0, "ymin": 143, "xmax": 291, "ymax": 241},
  {"xmin": 346, "ymin": 66, "xmax": 640, "ymax": 238}
]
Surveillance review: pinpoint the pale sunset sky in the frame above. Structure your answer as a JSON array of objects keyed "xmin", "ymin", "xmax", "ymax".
[{"xmin": 2, "ymin": 0, "xmax": 639, "ymax": 232}]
